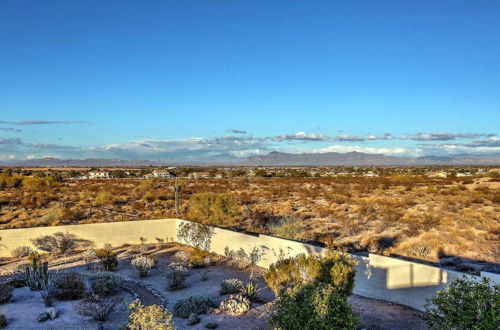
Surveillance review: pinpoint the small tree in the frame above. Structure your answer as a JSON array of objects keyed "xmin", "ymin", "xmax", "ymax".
[{"xmin": 425, "ymin": 276, "xmax": 499, "ymax": 330}]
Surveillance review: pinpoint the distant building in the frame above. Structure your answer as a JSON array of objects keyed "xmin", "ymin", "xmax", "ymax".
[
  {"xmin": 151, "ymin": 169, "xmax": 172, "ymax": 178},
  {"xmin": 88, "ymin": 171, "xmax": 110, "ymax": 179},
  {"xmin": 428, "ymin": 171, "xmax": 448, "ymax": 178},
  {"xmin": 188, "ymin": 171, "xmax": 210, "ymax": 179}
]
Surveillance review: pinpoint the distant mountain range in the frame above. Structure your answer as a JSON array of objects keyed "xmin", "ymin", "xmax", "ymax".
[
  {"xmin": 245, "ymin": 151, "xmax": 500, "ymax": 166},
  {"xmin": 1, "ymin": 152, "xmax": 500, "ymax": 167}
]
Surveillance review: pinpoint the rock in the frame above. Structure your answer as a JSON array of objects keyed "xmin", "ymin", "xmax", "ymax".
[
  {"xmin": 205, "ymin": 322, "xmax": 218, "ymax": 329},
  {"xmin": 187, "ymin": 313, "xmax": 200, "ymax": 326},
  {"xmin": 37, "ymin": 312, "xmax": 50, "ymax": 322},
  {"xmin": 46, "ymin": 307, "xmax": 57, "ymax": 319}
]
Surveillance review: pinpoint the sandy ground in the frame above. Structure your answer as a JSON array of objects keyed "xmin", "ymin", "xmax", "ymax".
[
  {"xmin": 0, "ymin": 243, "xmax": 428, "ymax": 329},
  {"xmin": 2, "ymin": 287, "xmax": 133, "ymax": 329}
]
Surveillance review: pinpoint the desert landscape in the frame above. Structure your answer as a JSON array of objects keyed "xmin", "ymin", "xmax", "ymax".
[{"xmin": 1, "ymin": 167, "xmax": 498, "ymax": 271}]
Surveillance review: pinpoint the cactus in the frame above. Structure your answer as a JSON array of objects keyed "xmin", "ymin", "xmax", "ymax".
[
  {"xmin": 219, "ymin": 294, "xmax": 250, "ymax": 314},
  {"xmin": 174, "ymin": 181, "xmax": 181, "ymax": 214},
  {"xmin": 25, "ymin": 258, "xmax": 49, "ymax": 291}
]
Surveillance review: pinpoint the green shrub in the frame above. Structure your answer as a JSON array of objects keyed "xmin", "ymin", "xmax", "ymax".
[
  {"xmin": 89, "ymin": 272, "xmax": 123, "ymax": 296},
  {"xmin": 165, "ymin": 264, "xmax": 188, "ymax": 291},
  {"xmin": 95, "ymin": 247, "xmax": 118, "ymax": 271},
  {"xmin": 264, "ymin": 251, "xmax": 357, "ymax": 297},
  {"xmin": 128, "ymin": 299, "xmax": 174, "ymax": 330},
  {"xmin": 220, "ymin": 278, "xmax": 244, "ymax": 295},
  {"xmin": 54, "ymin": 272, "xmax": 86, "ymax": 300},
  {"xmin": 425, "ymin": 276, "xmax": 500, "ymax": 330},
  {"xmin": 187, "ymin": 193, "xmax": 240, "ymax": 226},
  {"xmin": 173, "ymin": 296, "xmax": 215, "ymax": 319},
  {"xmin": 269, "ymin": 283, "xmax": 358, "ymax": 330},
  {"xmin": 0, "ymin": 282, "xmax": 13, "ymax": 304},
  {"xmin": 94, "ymin": 191, "xmax": 116, "ymax": 206}
]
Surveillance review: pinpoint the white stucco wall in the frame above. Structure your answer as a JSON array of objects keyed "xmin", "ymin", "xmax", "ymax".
[
  {"xmin": 0, "ymin": 219, "xmax": 178, "ymax": 256},
  {"xmin": 1, "ymin": 218, "xmax": 497, "ymax": 312}
]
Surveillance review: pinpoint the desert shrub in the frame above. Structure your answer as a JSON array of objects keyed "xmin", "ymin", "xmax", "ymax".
[
  {"xmin": 11, "ymin": 245, "xmax": 33, "ymax": 258},
  {"xmin": 172, "ymin": 296, "xmax": 215, "ymax": 318},
  {"xmin": 82, "ymin": 248, "xmax": 97, "ymax": 269},
  {"xmin": 0, "ymin": 282, "xmax": 13, "ymax": 304},
  {"xmin": 89, "ymin": 272, "xmax": 123, "ymax": 296},
  {"xmin": 220, "ymin": 278, "xmax": 244, "ymax": 295},
  {"xmin": 425, "ymin": 276, "xmax": 499, "ymax": 330},
  {"xmin": 264, "ymin": 251, "xmax": 357, "ymax": 297},
  {"xmin": 61, "ymin": 207, "xmax": 84, "ymax": 222},
  {"xmin": 223, "ymin": 245, "xmax": 268, "ymax": 269},
  {"xmin": 54, "ymin": 272, "xmax": 85, "ymax": 300},
  {"xmin": 271, "ymin": 217, "xmax": 304, "ymax": 240},
  {"xmin": 142, "ymin": 191, "xmax": 156, "ymax": 203},
  {"xmin": 31, "ymin": 232, "xmax": 93, "ymax": 255},
  {"xmin": 165, "ymin": 264, "xmax": 188, "ymax": 291},
  {"xmin": 177, "ymin": 221, "xmax": 214, "ymax": 251},
  {"xmin": 187, "ymin": 192, "xmax": 240, "ymax": 226},
  {"xmin": 75, "ymin": 292, "xmax": 121, "ymax": 321},
  {"xmin": 219, "ymin": 294, "xmax": 250, "ymax": 314},
  {"xmin": 39, "ymin": 271, "xmax": 59, "ymax": 307},
  {"xmin": 41, "ymin": 206, "xmax": 64, "ymax": 225},
  {"xmin": 269, "ymin": 283, "xmax": 358, "ymax": 330},
  {"xmin": 95, "ymin": 247, "xmax": 118, "ymax": 271},
  {"xmin": 94, "ymin": 190, "xmax": 116, "ymax": 206},
  {"xmin": 128, "ymin": 299, "xmax": 174, "ymax": 330},
  {"xmin": 0, "ymin": 312, "xmax": 6, "ymax": 328},
  {"xmin": 188, "ymin": 248, "xmax": 212, "ymax": 268},
  {"xmin": 131, "ymin": 255, "xmax": 155, "ymax": 277}
]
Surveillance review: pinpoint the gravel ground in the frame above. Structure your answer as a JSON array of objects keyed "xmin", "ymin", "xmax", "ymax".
[{"xmin": 0, "ymin": 243, "xmax": 428, "ymax": 329}]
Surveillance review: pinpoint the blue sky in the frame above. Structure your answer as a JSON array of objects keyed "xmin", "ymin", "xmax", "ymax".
[{"xmin": 1, "ymin": 0, "xmax": 499, "ymax": 161}]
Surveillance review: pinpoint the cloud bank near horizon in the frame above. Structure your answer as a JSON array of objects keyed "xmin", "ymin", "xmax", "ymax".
[{"xmin": 1, "ymin": 128, "xmax": 499, "ymax": 161}]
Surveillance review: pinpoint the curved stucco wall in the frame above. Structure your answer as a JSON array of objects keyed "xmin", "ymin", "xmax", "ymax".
[{"xmin": 1, "ymin": 218, "xmax": 497, "ymax": 311}]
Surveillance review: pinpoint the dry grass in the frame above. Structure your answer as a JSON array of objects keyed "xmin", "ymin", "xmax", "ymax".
[{"xmin": 0, "ymin": 174, "xmax": 498, "ymax": 263}]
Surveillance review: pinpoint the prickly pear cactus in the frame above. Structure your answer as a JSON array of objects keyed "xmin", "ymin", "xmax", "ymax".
[{"xmin": 219, "ymin": 294, "xmax": 250, "ymax": 314}]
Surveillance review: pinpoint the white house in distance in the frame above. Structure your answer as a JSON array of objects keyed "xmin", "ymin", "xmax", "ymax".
[
  {"xmin": 152, "ymin": 169, "xmax": 172, "ymax": 178},
  {"xmin": 88, "ymin": 171, "xmax": 110, "ymax": 179},
  {"xmin": 143, "ymin": 169, "xmax": 174, "ymax": 179}
]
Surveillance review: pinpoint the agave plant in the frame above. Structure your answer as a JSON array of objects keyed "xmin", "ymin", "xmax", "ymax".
[{"xmin": 240, "ymin": 280, "xmax": 260, "ymax": 301}]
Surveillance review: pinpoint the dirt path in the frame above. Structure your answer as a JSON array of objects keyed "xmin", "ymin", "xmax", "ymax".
[
  {"xmin": 349, "ymin": 295, "xmax": 428, "ymax": 330},
  {"xmin": 123, "ymin": 280, "xmax": 163, "ymax": 306}
]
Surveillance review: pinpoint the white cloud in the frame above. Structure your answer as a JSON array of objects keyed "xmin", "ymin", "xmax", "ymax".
[
  {"xmin": 274, "ymin": 131, "xmax": 325, "ymax": 141},
  {"xmin": 316, "ymin": 145, "xmax": 417, "ymax": 156}
]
